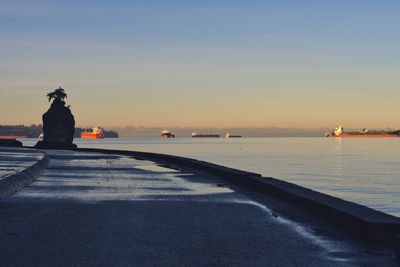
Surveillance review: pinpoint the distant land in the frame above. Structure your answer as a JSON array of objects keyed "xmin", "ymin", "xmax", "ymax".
[
  {"xmin": 8, "ymin": 125, "xmax": 391, "ymax": 138},
  {"xmin": 6, "ymin": 124, "xmax": 396, "ymax": 138},
  {"xmin": 102, "ymin": 126, "xmax": 397, "ymax": 138},
  {"xmin": 110, "ymin": 126, "xmax": 333, "ymax": 138},
  {"xmin": 0, "ymin": 125, "xmax": 118, "ymax": 138}
]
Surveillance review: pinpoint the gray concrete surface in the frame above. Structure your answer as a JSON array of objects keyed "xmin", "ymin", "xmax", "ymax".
[
  {"xmin": 78, "ymin": 147, "xmax": 400, "ymax": 244},
  {"xmin": 0, "ymin": 147, "xmax": 48, "ymax": 198},
  {"xmin": 0, "ymin": 147, "xmax": 44, "ymax": 180},
  {"xmin": 0, "ymin": 150, "xmax": 397, "ymax": 266}
]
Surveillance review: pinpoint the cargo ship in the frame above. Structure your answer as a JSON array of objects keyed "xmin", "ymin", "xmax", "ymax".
[
  {"xmin": 161, "ymin": 130, "xmax": 175, "ymax": 138},
  {"xmin": 225, "ymin": 133, "xmax": 242, "ymax": 138},
  {"xmin": 81, "ymin": 127, "xmax": 105, "ymax": 139},
  {"xmin": 192, "ymin": 132, "xmax": 220, "ymax": 138},
  {"xmin": 325, "ymin": 126, "xmax": 400, "ymax": 138}
]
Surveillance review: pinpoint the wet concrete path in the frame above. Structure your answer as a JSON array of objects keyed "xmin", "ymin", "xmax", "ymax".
[
  {"xmin": 0, "ymin": 150, "xmax": 395, "ymax": 266},
  {"xmin": 0, "ymin": 147, "xmax": 45, "ymax": 180}
]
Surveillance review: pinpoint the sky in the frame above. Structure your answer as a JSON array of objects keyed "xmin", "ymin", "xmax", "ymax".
[{"xmin": 1, "ymin": 0, "xmax": 399, "ymax": 129}]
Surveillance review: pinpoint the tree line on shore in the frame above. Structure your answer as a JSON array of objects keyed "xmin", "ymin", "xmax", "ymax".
[{"xmin": 0, "ymin": 125, "xmax": 119, "ymax": 138}]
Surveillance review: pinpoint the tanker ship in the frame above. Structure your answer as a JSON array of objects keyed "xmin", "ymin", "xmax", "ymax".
[
  {"xmin": 325, "ymin": 126, "xmax": 400, "ymax": 138},
  {"xmin": 225, "ymin": 133, "xmax": 242, "ymax": 138},
  {"xmin": 81, "ymin": 127, "xmax": 105, "ymax": 139},
  {"xmin": 192, "ymin": 132, "xmax": 220, "ymax": 138}
]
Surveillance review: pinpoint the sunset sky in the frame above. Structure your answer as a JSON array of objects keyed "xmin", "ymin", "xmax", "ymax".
[{"xmin": 1, "ymin": 1, "xmax": 399, "ymax": 129}]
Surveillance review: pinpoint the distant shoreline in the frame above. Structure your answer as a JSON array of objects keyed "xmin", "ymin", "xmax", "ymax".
[{"xmin": 5, "ymin": 124, "xmax": 400, "ymax": 138}]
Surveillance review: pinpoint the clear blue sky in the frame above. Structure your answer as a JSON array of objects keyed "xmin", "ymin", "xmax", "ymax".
[{"xmin": 1, "ymin": 0, "xmax": 399, "ymax": 128}]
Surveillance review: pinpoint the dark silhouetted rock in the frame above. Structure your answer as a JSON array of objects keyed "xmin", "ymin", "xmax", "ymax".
[
  {"xmin": 0, "ymin": 139, "xmax": 22, "ymax": 147},
  {"xmin": 35, "ymin": 87, "xmax": 77, "ymax": 149}
]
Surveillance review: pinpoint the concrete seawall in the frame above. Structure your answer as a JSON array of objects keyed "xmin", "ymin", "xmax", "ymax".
[
  {"xmin": 0, "ymin": 148, "xmax": 49, "ymax": 198},
  {"xmin": 0, "ymin": 146, "xmax": 398, "ymax": 265},
  {"xmin": 6, "ymin": 148, "xmax": 397, "ymax": 266},
  {"xmin": 77, "ymin": 147, "xmax": 400, "ymax": 246}
]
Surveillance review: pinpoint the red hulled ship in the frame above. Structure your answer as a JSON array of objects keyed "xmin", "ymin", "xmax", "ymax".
[{"xmin": 81, "ymin": 127, "xmax": 105, "ymax": 139}]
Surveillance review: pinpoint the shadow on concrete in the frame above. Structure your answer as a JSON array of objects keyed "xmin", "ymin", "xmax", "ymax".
[
  {"xmin": 24, "ymin": 185, "xmax": 193, "ymax": 193},
  {"xmin": 2, "ymin": 196, "xmax": 395, "ymax": 266},
  {"xmin": 38, "ymin": 174, "xmax": 173, "ymax": 182},
  {"xmin": 47, "ymin": 166, "xmax": 179, "ymax": 174},
  {"xmin": 0, "ymin": 199, "xmax": 350, "ymax": 267},
  {"xmin": 0, "ymin": 156, "xmax": 41, "ymax": 162},
  {"xmin": 48, "ymin": 155, "xmax": 121, "ymax": 160}
]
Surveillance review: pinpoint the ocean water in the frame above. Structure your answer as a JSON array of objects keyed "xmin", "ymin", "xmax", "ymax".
[{"xmin": 23, "ymin": 137, "xmax": 400, "ymax": 217}]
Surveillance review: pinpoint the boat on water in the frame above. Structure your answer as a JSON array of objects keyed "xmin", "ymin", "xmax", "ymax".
[
  {"xmin": 161, "ymin": 130, "xmax": 175, "ymax": 138},
  {"xmin": 225, "ymin": 133, "xmax": 242, "ymax": 138},
  {"xmin": 81, "ymin": 127, "xmax": 105, "ymax": 139},
  {"xmin": 192, "ymin": 132, "xmax": 220, "ymax": 138},
  {"xmin": 325, "ymin": 126, "xmax": 400, "ymax": 138}
]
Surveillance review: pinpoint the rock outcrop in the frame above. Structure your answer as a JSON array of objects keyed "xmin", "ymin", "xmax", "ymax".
[{"xmin": 35, "ymin": 87, "xmax": 77, "ymax": 149}]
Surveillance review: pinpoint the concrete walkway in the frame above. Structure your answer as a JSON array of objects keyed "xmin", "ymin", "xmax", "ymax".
[
  {"xmin": 0, "ymin": 149, "xmax": 396, "ymax": 266},
  {"xmin": 0, "ymin": 147, "xmax": 44, "ymax": 180}
]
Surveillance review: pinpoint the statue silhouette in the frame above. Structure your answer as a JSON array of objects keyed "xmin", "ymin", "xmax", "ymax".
[{"xmin": 35, "ymin": 87, "xmax": 77, "ymax": 149}]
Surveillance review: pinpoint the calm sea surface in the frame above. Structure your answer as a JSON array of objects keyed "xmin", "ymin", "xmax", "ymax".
[{"xmin": 23, "ymin": 137, "xmax": 400, "ymax": 217}]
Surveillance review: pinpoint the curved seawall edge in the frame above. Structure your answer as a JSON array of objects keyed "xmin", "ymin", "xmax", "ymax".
[{"xmin": 0, "ymin": 150, "xmax": 50, "ymax": 199}]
